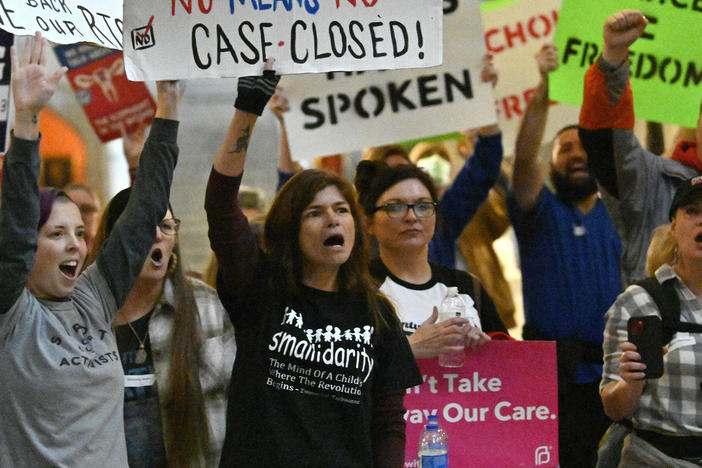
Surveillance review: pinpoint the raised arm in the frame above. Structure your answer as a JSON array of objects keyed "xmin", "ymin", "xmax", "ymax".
[
  {"xmin": 94, "ymin": 81, "xmax": 184, "ymax": 309},
  {"xmin": 578, "ymin": 10, "xmax": 648, "ymax": 199},
  {"xmin": 0, "ymin": 32, "xmax": 66, "ymax": 314},
  {"xmin": 121, "ymin": 122, "xmax": 147, "ymax": 186},
  {"xmin": 270, "ymin": 86, "xmax": 299, "ymax": 193},
  {"xmin": 511, "ymin": 44, "xmax": 557, "ymax": 212},
  {"xmin": 205, "ymin": 68, "xmax": 279, "ymax": 313},
  {"xmin": 213, "ymin": 69, "xmax": 279, "ymax": 177},
  {"xmin": 438, "ymin": 55, "xmax": 503, "ymax": 242},
  {"xmin": 601, "ymin": 10, "xmax": 648, "ymax": 67}
]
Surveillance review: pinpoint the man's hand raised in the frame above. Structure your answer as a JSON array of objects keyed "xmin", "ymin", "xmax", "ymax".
[{"xmin": 602, "ymin": 10, "xmax": 648, "ymax": 67}]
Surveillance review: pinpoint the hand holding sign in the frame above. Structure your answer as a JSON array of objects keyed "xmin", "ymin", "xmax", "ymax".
[
  {"xmin": 11, "ymin": 32, "xmax": 66, "ymax": 140},
  {"xmin": 535, "ymin": 44, "xmax": 559, "ymax": 78},
  {"xmin": 269, "ymin": 86, "xmax": 290, "ymax": 123},
  {"xmin": 463, "ymin": 324, "xmax": 491, "ymax": 350},
  {"xmin": 155, "ymin": 80, "xmax": 187, "ymax": 121},
  {"xmin": 602, "ymin": 10, "xmax": 648, "ymax": 66},
  {"xmin": 235, "ymin": 60, "xmax": 280, "ymax": 117},
  {"xmin": 481, "ymin": 54, "xmax": 498, "ymax": 89},
  {"xmin": 477, "ymin": 54, "xmax": 501, "ymax": 137}
]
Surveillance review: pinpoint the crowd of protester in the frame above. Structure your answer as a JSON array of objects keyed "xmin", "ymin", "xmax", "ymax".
[{"xmin": 1, "ymin": 7, "xmax": 701, "ymax": 466}]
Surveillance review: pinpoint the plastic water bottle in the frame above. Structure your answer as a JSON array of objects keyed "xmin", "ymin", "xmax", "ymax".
[
  {"xmin": 418, "ymin": 414, "xmax": 448, "ymax": 468},
  {"xmin": 438, "ymin": 287, "xmax": 466, "ymax": 367}
]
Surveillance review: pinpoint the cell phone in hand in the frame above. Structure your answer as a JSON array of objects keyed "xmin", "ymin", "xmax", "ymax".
[{"xmin": 627, "ymin": 316, "xmax": 664, "ymax": 379}]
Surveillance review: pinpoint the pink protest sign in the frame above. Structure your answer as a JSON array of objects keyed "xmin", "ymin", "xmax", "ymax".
[{"xmin": 404, "ymin": 341, "xmax": 558, "ymax": 468}]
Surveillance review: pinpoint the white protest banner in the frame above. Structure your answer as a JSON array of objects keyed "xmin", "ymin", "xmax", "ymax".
[
  {"xmin": 482, "ymin": 0, "xmax": 580, "ymax": 156},
  {"xmin": 281, "ymin": 0, "xmax": 494, "ymax": 161},
  {"xmin": 0, "ymin": 1, "xmax": 123, "ymax": 49},
  {"xmin": 122, "ymin": 0, "xmax": 443, "ymax": 81}
]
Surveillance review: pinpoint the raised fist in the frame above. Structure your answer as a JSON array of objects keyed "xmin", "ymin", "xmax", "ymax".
[{"xmin": 602, "ymin": 10, "xmax": 648, "ymax": 65}]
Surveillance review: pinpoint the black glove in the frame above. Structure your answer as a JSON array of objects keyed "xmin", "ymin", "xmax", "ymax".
[{"xmin": 234, "ymin": 69, "xmax": 280, "ymax": 116}]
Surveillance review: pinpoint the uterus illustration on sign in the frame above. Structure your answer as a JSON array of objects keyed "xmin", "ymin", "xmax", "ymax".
[{"xmin": 73, "ymin": 58, "xmax": 125, "ymax": 105}]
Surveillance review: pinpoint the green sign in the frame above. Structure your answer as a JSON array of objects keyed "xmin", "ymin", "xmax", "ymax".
[
  {"xmin": 480, "ymin": 0, "xmax": 523, "ymax": 13},
  {"xmin": 551, "ymin": 0, "xmax": 702, "ymax": 127}
]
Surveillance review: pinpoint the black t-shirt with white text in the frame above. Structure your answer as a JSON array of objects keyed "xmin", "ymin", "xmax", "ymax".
[{"xmin": 219, "ymin": 282, "xmax": 421, "ymax": 468}]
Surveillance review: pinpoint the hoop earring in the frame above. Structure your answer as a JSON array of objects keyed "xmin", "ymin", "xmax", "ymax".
[{"xmin": 167, "ymin": 253, "xmax": 178, "ymax": 277}]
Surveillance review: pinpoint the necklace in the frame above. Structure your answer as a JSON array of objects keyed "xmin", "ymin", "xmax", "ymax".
[{"xmin": 125, "ymin": 319, "xmax": 149, "ymax": 365}]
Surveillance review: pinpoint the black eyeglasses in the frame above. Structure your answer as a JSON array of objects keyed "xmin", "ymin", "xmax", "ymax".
[
  {"xmin": 372, "ymin": 202, "xmax": 437, "ymax": 219},
  {"xmin": 158, "ymin": 218, "xmax": 181, "ymax": 236}
]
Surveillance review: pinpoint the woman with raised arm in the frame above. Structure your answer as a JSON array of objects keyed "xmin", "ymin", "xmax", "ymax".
[
  {"xmin": 0, "ymin": 32, "xmax": 181, "ymax": 467},
  {"xmin": 85, "ymin": 191, "xmax": 235, "ymax": 467},
  {"xmin": 205, "ymin": 67, "xmax": 421, "ymax": 467}
]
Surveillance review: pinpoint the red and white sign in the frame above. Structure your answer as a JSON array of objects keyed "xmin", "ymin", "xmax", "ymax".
[
  {"xmin": 404, "ymin": 341, "xmax": 558, "ymax": 468},
  {"xmin": 54, "ymin": 44, "xmax": 156, "ymax": 143},
  {"xmin": 483, "ymin": 0, "xmax": 580, "ymax": 155}
]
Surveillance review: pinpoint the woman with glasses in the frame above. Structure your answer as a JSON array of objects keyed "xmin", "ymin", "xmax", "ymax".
[
  {"xmin": 84, "ymin": 193, "xmax": 235, "ymax": 466},
  {"xmin": 0, "ymin": 33, "xmax": 181, "ymax": 467},
  {"xmin": 355, "ymin": 162, "xmax": 509, "ymax": 359}
]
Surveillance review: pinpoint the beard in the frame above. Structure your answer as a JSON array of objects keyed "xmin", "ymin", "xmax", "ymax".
[{"xmin": 550, "ymin": 168, "xmax": 598, "ymax": 204}]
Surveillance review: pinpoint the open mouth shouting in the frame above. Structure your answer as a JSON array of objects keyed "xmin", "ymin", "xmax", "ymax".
[
  {"xmin": 58, "ymin": 260, "xmax": 80, "ymax": 280},
  {"xmin": 323, "ymin": 234, "xmax": 345, "ymax": 248},
  {"xmin": 150, "ymin": 248, "xmax": 164, "ymax": 267}
]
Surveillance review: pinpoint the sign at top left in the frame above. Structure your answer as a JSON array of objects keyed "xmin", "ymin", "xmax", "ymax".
[
  {"xmin": 0, "ymin": 0, "xmax": 123, "ymax": 49},
  {"xmin": 122, "ymin": 0, "xmax": 443, "ymax": 81}
]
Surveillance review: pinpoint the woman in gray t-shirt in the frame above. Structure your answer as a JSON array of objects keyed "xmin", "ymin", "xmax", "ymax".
[{"xmin": 0, "ymin": 32, "xmax": 183, "ymax": 467}]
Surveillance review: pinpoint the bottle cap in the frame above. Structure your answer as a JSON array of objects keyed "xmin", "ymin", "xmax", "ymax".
[
  {"xmin": 446, "ymin": 286, "xmax": 458, "ymax": 295},
  {"xmin": 426, "ymin": 414, "xmax": 439, "ymax": 430}
]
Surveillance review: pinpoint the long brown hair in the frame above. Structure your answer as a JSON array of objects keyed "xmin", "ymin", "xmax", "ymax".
[
  {"xmin": 85, "ymin": 189, "xmax": 209, "ymax": 467},
  {"xmin": 264, "ymin": 169, "xmax": 395, "ymax": 331}
]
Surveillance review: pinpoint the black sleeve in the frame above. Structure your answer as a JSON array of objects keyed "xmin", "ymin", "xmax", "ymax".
[
  {"xmin": 372, "ymin": 390, "xmax": 407, "ymax": 468},
  {"xmin": 205, "ymin": 168, "xmax": 260, "ymax": 324},
  {"xmin": 374, "ymin": 304, "xmax": 422, "ymax": 393},
  {"xmin": 579, "ymin": 127, "xmax": 619, "ymax": 198},
  {"xmin": 0, "ymin": 136, "xmax": 41, "ymax": 314},
  {"xmin": 96, "ymin": 119, "xmax": 179, "ymax": 308}
]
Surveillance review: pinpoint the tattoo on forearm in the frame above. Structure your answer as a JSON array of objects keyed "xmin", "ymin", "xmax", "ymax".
[
  {"xmin": 32, "ymin": 114, "xmax": 38, "ymax": 124},
  {"xmin": 229, "ymin": 127, "xmax": 251, "ymax": 154}
]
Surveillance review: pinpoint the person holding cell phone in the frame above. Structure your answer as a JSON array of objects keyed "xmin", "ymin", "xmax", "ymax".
[{"xmin": 601, "ymin": 175, "xmax": 702, "ymax": 466}]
